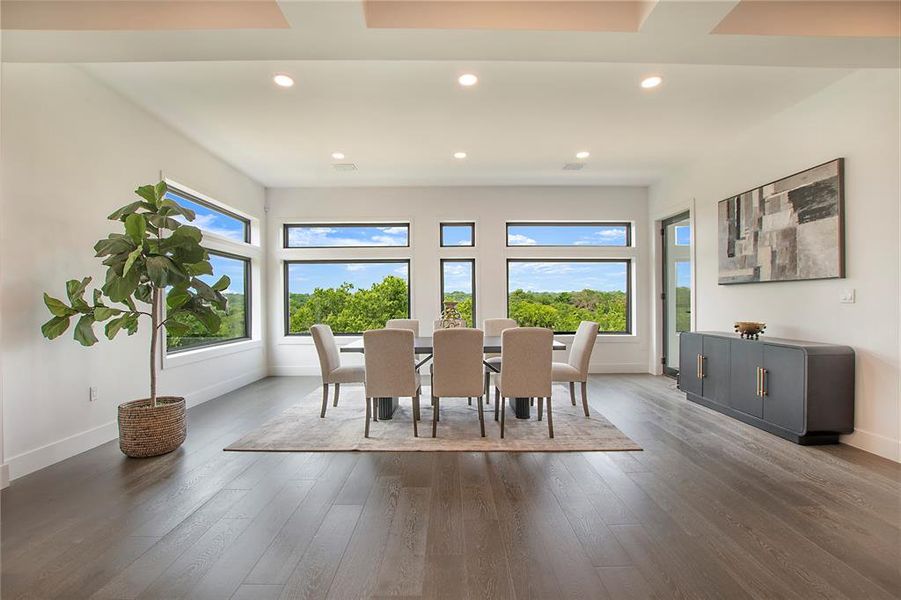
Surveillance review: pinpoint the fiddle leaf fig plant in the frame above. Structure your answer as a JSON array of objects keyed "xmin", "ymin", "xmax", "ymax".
[{"xmin": 40, "ymin": 181, "xmax": 230, "ymax": 407}]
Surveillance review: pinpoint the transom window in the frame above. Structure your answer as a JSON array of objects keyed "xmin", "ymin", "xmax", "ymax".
[
  {"xmin": 506, "ymin": 222, "xmax": 631, "ymax": 247},
  {"xmin": 507, "ymin": 259, "xmax": 631, "ymax": 334},
  {"xmin": 440, "ymin": 223, "xmax": 475, "ymax": 247},
  {"xmin": 166, "ymin": 252, "xmax": 251, "ymax": 352},
  {"xmin": 285, "ymin": 260, "xmax": 411, "ymax": 335},
  {"xmin": 284, "ymin": 223, "xmax": 410, "ymax": 248},
  {"xmin": 440, "ymin": 259, "xmax": 475, "ymax": 327},
  {"xmin": 165, "ymin": 187, "xmax": 250, "ymax": 244}
]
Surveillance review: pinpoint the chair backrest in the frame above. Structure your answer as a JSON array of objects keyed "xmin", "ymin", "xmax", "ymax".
[
  {"xmin": 483, "ymin": 318, "xmax": 518, "ymax": 338},
  {"xmin": 386, "ymin": 319, "xmax": 420, "ymax": 336},
  {"xmin": 568, "ymin": 321, "xmax": 599, "ymax": 377},
  {"xmin": 432, "ymin": 328, "xmax": 484, "ymax": 398},
  {"xmin": 363, "ymin": 328, "xmax": 418, "ymax": 398},
  {"xmin": 499, "ymin": 327, "xmax": 552, "ymax": 398},
  {"xmin": 310, "ymin": 324, "xmax": 340, "ymax": 378}
]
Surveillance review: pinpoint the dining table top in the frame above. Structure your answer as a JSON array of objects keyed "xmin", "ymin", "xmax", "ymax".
[{"xmin": 339, "ymin": 335, "xmax": 567, "ymax": 354}]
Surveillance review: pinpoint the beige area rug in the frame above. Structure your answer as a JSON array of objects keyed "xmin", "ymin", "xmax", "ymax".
[{"xmin": 225, "ymin": 385, "xmax": 641, "ymax": 453}]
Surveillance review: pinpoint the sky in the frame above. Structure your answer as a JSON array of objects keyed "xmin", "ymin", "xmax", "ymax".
[
  {"xmin": 507, "ymin": 224, "xmax": 628, "ymax": 246},
  {"xmin": 165, "ymin": 191, "xmax": 247, "ymax": 243},
  {"xmin": 199, "ymin": 253, "xmax": 245, "ymax": 295},
  {"xmin": 675, "ymin": 224, "xmax": 691, "ymax": 246},
  {"xmin": 441, "ymin": 224, "xmax": 474, "ymax": 246},
  {"xmin": 442, "ymin": 261, "xmax": 473, "ymax": 293},
  {"xmin": 287, "ymin": 225, "xmax": 408, "ymax": 247},
  {"xmin": 676, "ymin": 261, "xmax": 691, "ymax": 288},
  {"xmin": 508, "ymin": 261, "xmax": 627, "ymax": 293},
  {"xmin": 288, "ymin": 262, "xmax": 409, "ymax": 294}
]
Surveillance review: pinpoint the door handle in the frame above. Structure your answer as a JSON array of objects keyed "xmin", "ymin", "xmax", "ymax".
[
  {"xmin": 761, "ymin": 369, "xmax": 767, "ymax": 396},
  {"xmin": 696, "ymin": 354, "xmax": 701, "ymax": 379},
  {"xmin": 699, "ymin": 355, "xmax": 705, "ymax": 379},
  {"xmin": 755, "ymin": 367, "xmax": 762, "ymax": 397}
]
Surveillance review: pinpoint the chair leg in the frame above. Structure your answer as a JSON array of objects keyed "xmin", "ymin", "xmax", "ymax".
[
  {"xmin": 546, "ymin": 397, "xmax": 554, "ymax": 438},
  {"xmin": 500, "ymin": 396, "xmax": 506, "ymax": 439},
  {"xmin": 413, "ymin": 392, "xmax": 420, "ymax": 438},
  {"xmin": 432, "ymin": 396, "xmax": 439, "ymax": 438},
  {"xmin": 581, "ymin": 381, "xmax": 590, "ymax": 417},
  {"xmin": 477, "ymin": 394, "xmax": 485, "ymax": 437},
  {"xmin": 537, "ymin": 397, "xmax": 543, "ymax": 421},
  {"xmin": 569, "ymin": 382, "xmax": 576, "ymax": 406},
  {"xmin": 320, "ymin": 384, "xmax": 329, "ymax": 418},
  {"xmin": 530, "ymin": 398, "xmax": 534, "ymax": 407},
  {"xmin": 468, "ymin": 397, "xmax": 472, "ymax": 406},
  {"xmin": 494, "ymin": 387, "xmax": 500, "ymax": 421},
  {"xmin": 364, "ymin": 397, "xmax": 371, "ymax": 438},
  {"xmin": 484, "ymin": 371, "xmax": 490, "ymax": 400},
  {"xmin": 372, "ymin": 397, "xmax": 378, "ymax": 422}
]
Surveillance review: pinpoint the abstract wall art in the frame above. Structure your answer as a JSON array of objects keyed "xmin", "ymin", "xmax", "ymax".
[{"xmin": 718, "ymin": 158, "xmax": 845, "ymax": 284}]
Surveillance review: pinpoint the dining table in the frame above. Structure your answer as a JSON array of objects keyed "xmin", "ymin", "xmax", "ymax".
[{"xmin": 340, "ymin": 335, "xmax": 567, "ymax": 420}]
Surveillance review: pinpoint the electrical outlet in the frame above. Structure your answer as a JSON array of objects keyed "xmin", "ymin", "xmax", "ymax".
[
  {"xmin": 840, "ymin": 289, "xmax": 856, "ymax": 304},
  {"xmin": 89, "ymin": 386, "xmax": 98, "ymax": 402}
]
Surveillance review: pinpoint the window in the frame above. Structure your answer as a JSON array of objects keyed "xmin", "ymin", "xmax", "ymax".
[
  {"xmin": 440, "ymin": 223, "xmax": 475, "ymax": 247},
  {"xmin": 440, "ymin": 259, "xmax": 475, "ymax": 327},
  {"xmin": 674, "ymin": 225, "xmax": 691, "ymax": 246},
  {"xmin": 285, "ymin": 260, "xmax": 411, "ymax": 335},
  {"xmin": 166, "ymin": 252, "xmax": 251, "ymax": 352},
  {"xmin": 506, "ymin": 222, "xmax": 631, "ymax": 247},
  {"xmin": 507, "ymin": 259, "xmax": 631, "ymax": 334},
  {"xmin": 284, "ymin": 223, "xmax": 410, "ymax": 248},
  {"xmin": 165, "ymin": 187, "xmax": 250, "ymax": 244}
]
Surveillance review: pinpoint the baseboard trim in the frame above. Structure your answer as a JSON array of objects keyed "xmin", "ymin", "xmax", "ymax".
[
  {"xmin": 841, "ymin": 428, "xmax": 901, "ymax": 463},
  {"xmin": 1, "ymin": 463, "xmax": 10, "ymax": 489},
  {"xmin": 6, "ymin": 368, "xmax": 268, "ymax": 482}
]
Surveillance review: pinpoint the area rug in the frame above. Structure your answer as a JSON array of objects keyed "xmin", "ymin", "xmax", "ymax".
[{"xmin": 225, "ymin": 385, "xmax": 640, "ymax": 453}]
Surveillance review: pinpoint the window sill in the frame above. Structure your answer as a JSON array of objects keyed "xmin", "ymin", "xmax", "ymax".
[{"xmin": 162, "ymin": 339, "xmax": 263, "ymax": 369}]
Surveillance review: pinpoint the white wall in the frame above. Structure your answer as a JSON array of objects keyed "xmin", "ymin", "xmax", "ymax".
[
  {"xmin": 0, "ymin": 64, "xmax": 268, "ymax": 480},
  {"xmin": 266, "ymin": 186, "xmax": 650, "ymax": 375},
  {"xmin": 649, "ymin": 69, "xmax": 901, "ymax": 462}
]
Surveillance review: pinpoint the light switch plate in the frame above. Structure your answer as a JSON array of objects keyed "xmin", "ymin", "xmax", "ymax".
[
  {"xmin": 840, "ymin": 289, "xmax": 856, "ymax": 304},
  {"xmin": 89, "ymin": 386, "xmax": 98, "ymax": 402}
]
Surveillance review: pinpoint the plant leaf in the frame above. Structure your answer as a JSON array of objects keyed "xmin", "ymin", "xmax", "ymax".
[
  {"xmin": 94, "ymin": 234, "xmax": 135, "ymax": 257},
  {"xmin": 146, "ymin": 214, "xmax": 182, "ymax": 231},
  {"xmin": 167, "ymin": 287, "xmax": 192, "ymax": 310},
  {"xmin": 103, "ymin": 267, "xmax": 139, "ymax": 303},
  {"xmin": 41, "ymin": 316, "xmax": 71, "ymax": 340},
  {"xmin": 154, "ymin": 181, "xmax": 168, "ymax": 202},
  {"xmin": 73, "ymin": 315, "xmax": 98, "ymax": 346},
  {"xmin": 93, "ymin": 306, "xmax": 122, "ymax": 322},
  {"xmin": 134, "ymin": 283, "xmax": 153, "ymax": 304},
  {"xmin": 187, "ymin": 260, "xmax": 213, "ymax": 276},
  {"xmin": 44, "ymin": 293, "xmax": 75, "ymax": 318},
  {"xmin": 211, "ymin": 275, "xmax": 231, "ymax": 292},
  {"xmin": 158, "ymin": 199, "xmax": 196, "ymax": 221},
  {"xmin": 107, "ymin": 200, "xmax": 144, "ymax": 221},
  {"xmin": 66, "ymin": 277, "xmax": 92, "ymax": 311},
  {"xmin": 163, "ymin": 318, "xmax": 192, "ymax": 336},
  {"xmin": 123, "ymin": 246, "xmax": 143, "ymax": 276},
  {"xmin": 125, "ymin": 213, "xmax": 147, "ymax": 244},
  {"xmin": 135, "ymin": 184, "xmax": 159, "ymax": 206},
  {"xmin": 145, "ymin": 255, "xmax": 175, "ymax": 287}
]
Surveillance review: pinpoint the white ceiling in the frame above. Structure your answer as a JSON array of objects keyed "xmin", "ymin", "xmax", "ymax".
[
  {"xmin": 6, "ymin": 1, "xmax": 897, "ymax": 187},
  {"xmin": 83, "ymin": 60, "xmax": 852, "ymax": 187}
]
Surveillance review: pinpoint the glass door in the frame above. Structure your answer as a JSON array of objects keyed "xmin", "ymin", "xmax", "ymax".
[{"xmin": 662, "ymin": 212, "xmax": 691, "ymax": 377}]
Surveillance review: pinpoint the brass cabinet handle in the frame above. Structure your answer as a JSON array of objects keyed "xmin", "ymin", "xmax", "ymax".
[
  {"xmin": 696, "ymin": 354, "xmax": 701, "ymax": 379},
  {"xmin": 756, "ymin": 367, "xmax": 762, "ymax": 397},
  {"xmin": 700, "ymin": 355, "xmax": 705, "ymax": 378},
  {"xmin": 761, "ymin": 369, "xmax": 767, "ymax": 396}
]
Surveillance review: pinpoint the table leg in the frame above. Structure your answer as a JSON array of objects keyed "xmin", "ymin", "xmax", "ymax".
[
  {"xmin": 377, "ymin": 397, "xmax": 399, "ymax": 420},
  {"xmin": 511, "ymin": 397, "xmax": 531, "ymax": 419}
]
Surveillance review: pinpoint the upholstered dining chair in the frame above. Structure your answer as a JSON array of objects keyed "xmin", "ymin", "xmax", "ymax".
[
  {"xmin": 431, "ymin": 328, "xmax": 486, "ymax": 437},
  {"xmin": 363, "ymin": 328, "xmax": 422, "ymax": 438},
  {"xmin": 552, "ymin": 320, "xmax": 599, "ymax": 417},
  {"xmin": 482, "ymin": 318, "xmax": 518, "ymax": 400},
  {"xmin": 310, "ymin": 324, "xmax": 365, "ymax": 419},
  {"xmin": 386, "ymin": 319, "xmax": 420, "ymax": 336},
  {"xmin": 494, "ymin": 327, "xmax": 554, "ymax": 438}
]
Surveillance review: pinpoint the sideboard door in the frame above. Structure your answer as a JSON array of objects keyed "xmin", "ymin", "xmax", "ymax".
[
  {"xmin": 678, "ymin": 333, "xmax": 703, "ymax": 396},
  {"xmin": 730, "ymin": 340, "xmax": 764, "ymax": 418},
  {"xmin": 701, "ymin": 336, "xmax": 731, "ymax": 406},
  {"xmin": 762, "ymin": 345, "xmax": 806, "ymax": 434}
]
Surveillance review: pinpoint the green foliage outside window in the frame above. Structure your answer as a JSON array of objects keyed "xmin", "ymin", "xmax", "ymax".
[
  {"xmin": 508, "ymin": 289, "xmax": 627, "ymax": 333},
  {"xmin": 288, "ymin": 275, "xmax": 409, "ymax": 334},
  {"xmin": 167, "ymin": 292, "xmax": 247, "ymax": 350}
]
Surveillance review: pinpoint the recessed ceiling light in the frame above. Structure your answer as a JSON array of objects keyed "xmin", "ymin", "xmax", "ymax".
[
  {"xmin": 576, "ymin": 151, "xmax": 590, "ymax": 159},
  {"xmin": 273, "ymin": 74, "xmax": 294, "ymax": 88},
  {"xmin": 331, "ymin": 152, "xmax": 345, "ymax": 160},
  {"xmin": 457, "ymin": 73, "xmax": 478, "ymax": 87},
  {"xmin": 454, "ymin": 152, "xmax": 467, "ymax": 159},
  {"xmin": 641, "ymin": 76, "xmax": 662, "ymax": 89}
]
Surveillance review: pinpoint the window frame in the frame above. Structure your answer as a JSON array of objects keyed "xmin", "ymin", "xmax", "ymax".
[
  {"xmin": 165, "ymin": 249, "xmax": 253, "ymax": 354},
  {"xmin": 283, "ymin": 222, "xmax": 411, "ymax": 249},
  {"xmin": 439, "ymin": 258, "xmax": 476, "ymax": 327},
  {"xmin": 505, "ymin": 258, "xmax": 632, "ymax": 335},
  {"xmin": 439, "ymin": 222, "xmax": 476, "ymax": 247},
  {"xmin": 505, "ymin": 221, "xmax": 633, "ymax": 248},
  {"xmin": 283, "ymin": 258, "xmax": 413, "ymax": 336},
  {"xmin": 165, "ymin": 185, "xmax": 252, "ymax": 244}
]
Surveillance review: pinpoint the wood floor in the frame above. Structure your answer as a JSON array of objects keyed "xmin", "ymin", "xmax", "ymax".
[{"xmin": 2, "ymin": 375, "xmax": 899, "ymax": 599}]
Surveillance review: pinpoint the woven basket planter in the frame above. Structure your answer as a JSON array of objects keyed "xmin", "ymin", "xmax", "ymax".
[{"xmin": 118, "ymin": 396, "xmax": 186, "ymax": 458}]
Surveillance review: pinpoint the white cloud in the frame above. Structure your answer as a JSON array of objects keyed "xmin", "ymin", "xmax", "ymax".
[
  {"xmin": 507, "ymin": 233, "xmax": 537, "ymax": 246},
  {"xmin": 379, "ymin": 226, "xmax": 407, "ymax": 235},
  {"xmin": 346, "ymin": 264, "xmax": 367, "ymax": 272},
  {"xmin": 394, "ymin": 265, "xmax": 408, "ymax": 275}
]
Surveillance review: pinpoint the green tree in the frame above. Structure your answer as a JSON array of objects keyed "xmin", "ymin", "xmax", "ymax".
[{"xmin": 289, "ymin": 276, "xmax": 409, "ymax": 334}]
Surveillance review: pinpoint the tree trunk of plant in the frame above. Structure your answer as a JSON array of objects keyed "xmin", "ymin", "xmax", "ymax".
[{"xmin": 150, "ymin": 287, "xmax": 160, "ymax": 408}]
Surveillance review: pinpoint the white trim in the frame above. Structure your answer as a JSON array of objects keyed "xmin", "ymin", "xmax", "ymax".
[
  {"xmin": 0, "ymin": 464, "xmax": 9, "ymax": 489},
  {"xmin": 840, "ymin": 428, "xmax": 901, "ymax": 463},
  {"xmin": 6, "ymin": 368, "xmax": 267, "ymax": 481},
  {"xmin": 163, "ymin": 338, "xmax": 263, "ymax": 369}
]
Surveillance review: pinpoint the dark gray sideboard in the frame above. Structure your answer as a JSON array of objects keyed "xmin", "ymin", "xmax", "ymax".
[{"xmin": 678, "ymin": 332, "xmax": 854, "ymax": 445}]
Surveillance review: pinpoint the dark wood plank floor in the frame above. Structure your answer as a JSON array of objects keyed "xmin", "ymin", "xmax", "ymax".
[{"xmin": 2, "ymin": 375, "xmax": 899, "ymax": 599}]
